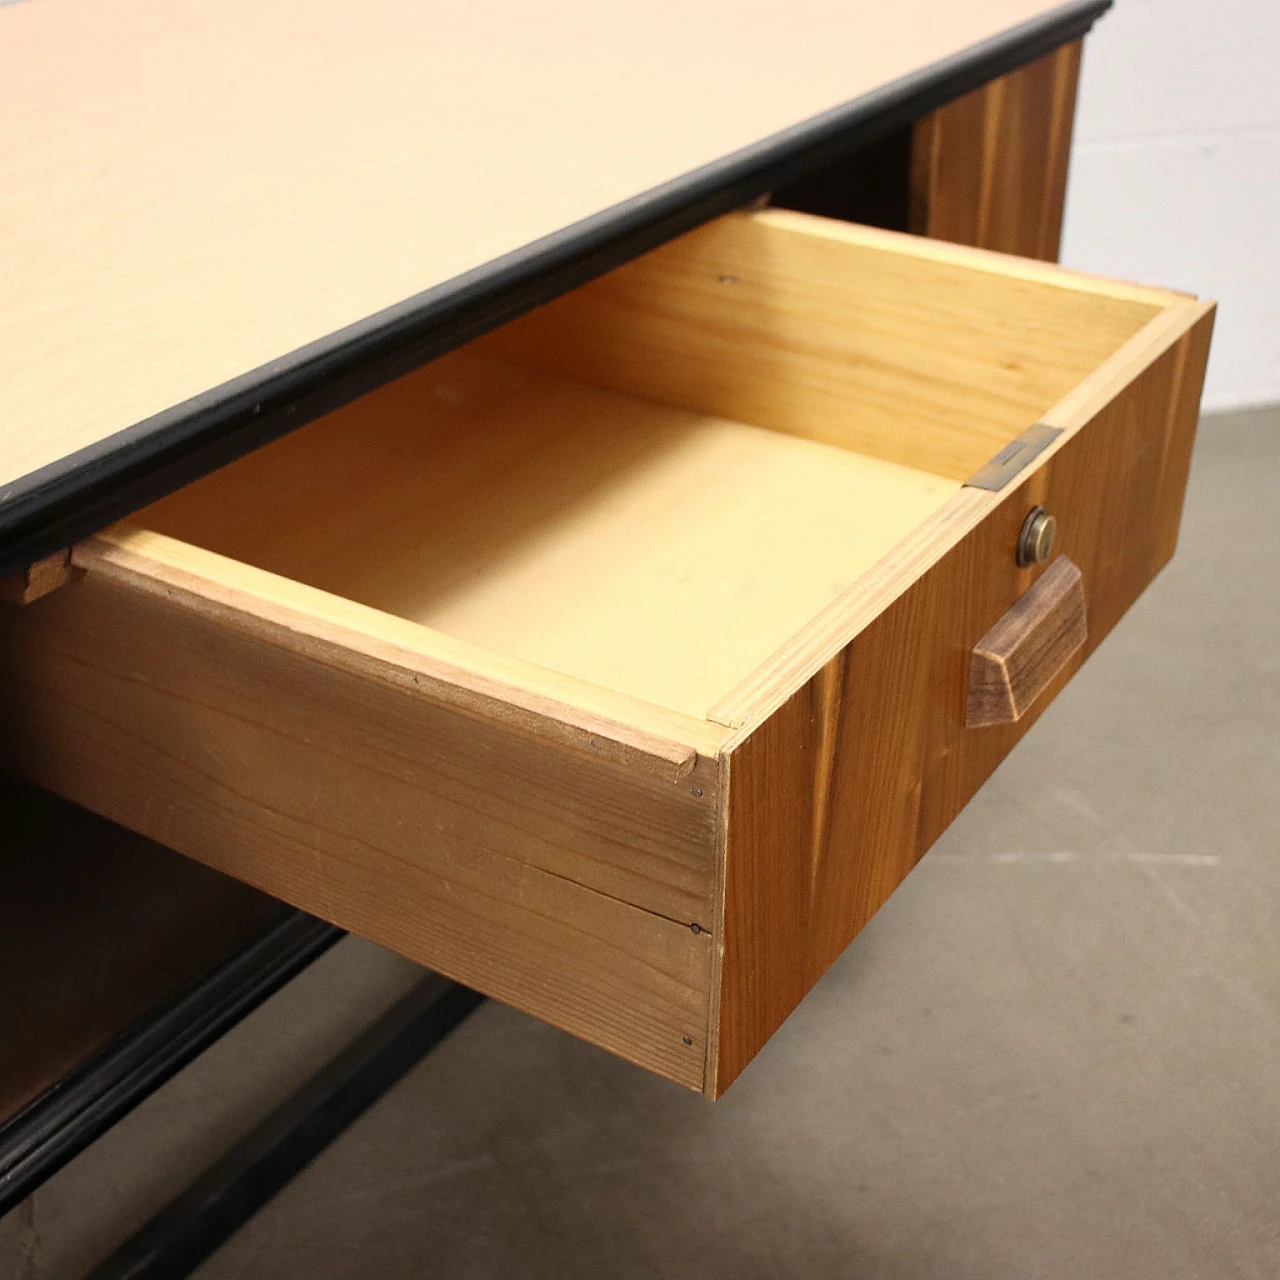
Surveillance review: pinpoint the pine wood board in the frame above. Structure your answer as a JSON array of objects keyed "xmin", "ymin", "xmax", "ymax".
[
  {"xmin": 911, "ymin": 40, "xmax": 1083, "ymax": 260},
  {"xmin": 478, "ymin": 210, "xmax": 1169, "ymax": 481},
  {"xmin": 709, "ymin": 295, "xmax": 1213, "ymax": 731},
  {"xmin": 0, "ymin": 551, "xmax": 74, "ymax": 605},
  {"xmin": 76, "ymin": 526, "xmax": 728, "ymax": 779},
  {"xmin": 139, "ymin": 351, "xmax": 959, "ymax": 721}
]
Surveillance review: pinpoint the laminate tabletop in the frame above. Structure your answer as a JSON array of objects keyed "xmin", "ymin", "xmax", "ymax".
[{"xmin": 0, "ymin": 0, "xmax": 1108, "ymax": 573}]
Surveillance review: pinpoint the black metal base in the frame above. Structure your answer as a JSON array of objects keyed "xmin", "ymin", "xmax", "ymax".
[
  {"xmin": 0, "ymin": 912, "xmax": 343, "ymax": 1217},
  {"xmin": 83, "ymin": 975, "xmax": 484, "ymax": 1280}
]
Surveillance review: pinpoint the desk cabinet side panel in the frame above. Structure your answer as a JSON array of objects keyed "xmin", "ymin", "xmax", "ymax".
[
  {"xmin": 713, "ymin": 307, "xmax": 1214, "ymax": 1096},
  {"xmin": 910, "ymin": 40, "xmax": 1083, "ymax": 262},
  {"xmin": 0, "ymin": 578, "xmax": 718, "ymax": 1090}
]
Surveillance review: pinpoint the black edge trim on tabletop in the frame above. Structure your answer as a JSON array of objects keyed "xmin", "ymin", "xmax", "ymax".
[
  {"xmin": 0, "ymin": 0, "xmax": 1110, "ymax": 578},
  {"xmin": 0, "ymin": 912, "xmax": 343, "ymax": 1217}
]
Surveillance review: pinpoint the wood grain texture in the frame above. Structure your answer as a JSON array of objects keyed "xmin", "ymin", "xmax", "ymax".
[
  {"xmin": 138, "ymin": 349, "xmax": 958, "ymax": 721},
  {"xmin": 77, "ymin": 527, "xmax": 728, "ymax": 780},
  {"xmin": 967, "ymin": 555, "xmax": 1087, "ymax": 726},
  {"xmin": 0, "ymin": 550, "xmax": 75, "ymax": 605},
  {"xmin": 0, "ymin": 210, "xmax": 1216, "ymax": 1095},
  {"xmin": 0, "ymin": 0, "xmax": 1087, "ymax": 494},
  {"xmin": 708, "ymin": 298, "xmax": 1212, "ymax": 732},
  {"xmin": 910, "ymin": 40, "xmax": 1082, "ymax": 260},
  {"xmin": 479, "ymin": 210, "xmax": 1167, "ymax": 481},
  {"xmin": 711, "ymin": 304, "xmax": 1215, "ymax": 1095},
  {"xmin": 0, "ymin": 574, "xmax": 720, "ymax": 1089}
]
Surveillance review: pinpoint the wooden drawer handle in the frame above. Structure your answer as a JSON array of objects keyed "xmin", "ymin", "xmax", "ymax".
[{"xmin": 967, "ymin": 557, "xmax": 1087, "ymax": 728}]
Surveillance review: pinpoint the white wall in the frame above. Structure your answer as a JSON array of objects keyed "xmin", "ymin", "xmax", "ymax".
[{"xmin": 1061, "ymin": 0, "xmax": 1280, "ymax": 410}]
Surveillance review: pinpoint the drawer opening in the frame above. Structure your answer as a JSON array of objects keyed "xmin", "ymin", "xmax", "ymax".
[{"xmin": 136, "ymin": 210, "xmax": 1172, "ymax": 726}]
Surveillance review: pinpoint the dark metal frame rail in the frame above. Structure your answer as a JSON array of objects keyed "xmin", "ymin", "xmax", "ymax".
[
  {"xmin": 0, "ymin": 911, "xmax": 343, "ymax": 1217},
  {"xmin": 83, "ymin": 976, "xmax": 484, "ymax": 1280}
]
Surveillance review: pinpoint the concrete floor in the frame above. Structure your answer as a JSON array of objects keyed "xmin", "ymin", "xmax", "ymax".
[{"xmin": 4, "ymin": 407, "xmax": 1279, "ymax": 1279}]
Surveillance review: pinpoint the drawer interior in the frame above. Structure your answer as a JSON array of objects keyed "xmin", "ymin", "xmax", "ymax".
[
  {"xmin": 140, "ymin": 352, "xmax": 959, "ymax": 719},
  {"xmin": 137, "ymin": 210, "xmax": 1169, "ymax": 724}
]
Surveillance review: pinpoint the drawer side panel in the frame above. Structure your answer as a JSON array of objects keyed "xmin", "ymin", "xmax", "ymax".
[{"xmin": 0, "ymin": 578, "xmax": 717, "ymax": 1089}]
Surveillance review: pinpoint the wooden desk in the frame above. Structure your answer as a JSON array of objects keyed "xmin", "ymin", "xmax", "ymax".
[{"xmin": 1, "ymin": 0, "xmax": 1211, "ymax": 1136}]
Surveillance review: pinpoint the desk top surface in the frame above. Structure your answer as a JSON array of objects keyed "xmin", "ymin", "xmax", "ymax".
[{"xmin": 0, "ymin": 0, "xmax": 1106, "ymax": 572}]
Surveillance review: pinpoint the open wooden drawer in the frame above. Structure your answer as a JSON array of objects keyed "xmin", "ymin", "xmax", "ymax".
[{"xmin": 0, "ymin": 211, "xmax": 1213, "ymax": 1096}]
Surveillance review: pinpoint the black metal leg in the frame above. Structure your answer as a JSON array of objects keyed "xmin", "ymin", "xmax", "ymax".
[
  {"xmin": 83, "ymin": 976, "xmax": 485, "ymax": 1280},
  {"xmin": 0, "ymin": 913, "xmax": 343, "ymax": 1218}
]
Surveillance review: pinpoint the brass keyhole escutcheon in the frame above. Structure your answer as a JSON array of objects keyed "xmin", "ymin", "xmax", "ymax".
[{"xmin": 1017, "ymin": 506, "xmax": 1057, "ymax": 567}]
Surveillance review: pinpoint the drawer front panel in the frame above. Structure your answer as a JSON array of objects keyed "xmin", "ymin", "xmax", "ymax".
[{"xmin": 714, "ymin": 305, "xmax": 1214, "ymax": 1094}]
